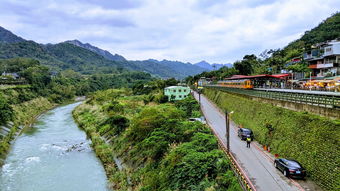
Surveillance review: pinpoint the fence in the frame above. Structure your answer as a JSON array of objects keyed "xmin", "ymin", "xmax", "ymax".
[{"xmin": 205, "ymin": 86, "xmax": 340, "ymax": 109}]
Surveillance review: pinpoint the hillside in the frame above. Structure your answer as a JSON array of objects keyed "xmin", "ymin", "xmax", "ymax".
[
  {"xmin": 65, "ymin": 40, "xmax": 208, "ymax": 78},
  {"xmin": 291, "ymin": 12, "xmax": 340, "ymax": 49},
  {"xmin": 0, "ymin": 26, "xmax": 208, "ymax": 78},
  {"xmin": 195, "ymin": 60, "xmax": 232, "ymax": 70},
  {"xmin": 0, "ymin": 26, "xmax": 25, "ymax": 43},
  {"xmin": 44, "ymin": 42, "xmax": 138, "ymax": 74},
  {"xmin": 65, "ymin": 40, "xmax": 127, "ymax": 62},
  {"xmin": 142, "ymin": 59, "xmax": 207, "ymax": 78},
  {"xmin": 188, "ymin": 12, "xmax": 340, "ymax": 81}
]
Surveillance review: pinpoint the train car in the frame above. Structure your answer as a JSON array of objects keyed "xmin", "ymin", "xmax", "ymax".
[{"xmin": 217, "ymin": 79, "xmax": 254, "ymax": 89}]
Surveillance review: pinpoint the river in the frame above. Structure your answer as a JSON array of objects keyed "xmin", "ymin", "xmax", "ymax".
[{"xmin": 0, "ymin": 102, "xmax": 110, "ymax": 191}]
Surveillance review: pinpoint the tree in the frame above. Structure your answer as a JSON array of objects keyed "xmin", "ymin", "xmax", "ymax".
[
  {"xmin": 0, "ymin": 93, "xmax": 13, "ymax": 125},
  {"xmin": 233, "ymin": 55, "xmax": 257, "ymax": 75}
]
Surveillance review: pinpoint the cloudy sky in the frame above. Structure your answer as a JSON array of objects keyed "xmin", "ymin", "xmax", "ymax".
[{"xmin": 0, "ymin": 0, "xmax": 339, "ymax": 64}]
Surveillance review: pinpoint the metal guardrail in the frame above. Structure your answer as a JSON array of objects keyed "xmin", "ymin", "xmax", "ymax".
[
  {"xmin": 205, "ymin": 86, "xmax": 340, "ymax": 109},
  {"xmin": 193, "ymin": 91, "xmax": 256, "ymax": 191},
  {"xmin": 202, "ymin": 110, "xmax": 256, "ymax": 191}
]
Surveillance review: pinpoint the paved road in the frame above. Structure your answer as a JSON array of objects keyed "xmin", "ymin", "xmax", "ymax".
[{"xmin": 193, "ymin": 92, "xmax": 304, "ymax": 191}]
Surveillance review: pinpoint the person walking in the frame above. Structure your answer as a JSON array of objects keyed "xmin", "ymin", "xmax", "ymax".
[{"xmin": 246, "ymin": 135, "xmax": 251, "ymax": 148}]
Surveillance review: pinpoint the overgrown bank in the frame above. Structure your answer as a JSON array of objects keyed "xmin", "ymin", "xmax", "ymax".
[
  {"xmin": 0, "ymin": 96, "xmax": 55, "ymax": 162},
  {"xmin": 204, "ymin": 88, "xmax": 340, "ymax": 191},
  {"xmin": 73, "ymin": 89, "xmax": 242, "ymax": 191}
]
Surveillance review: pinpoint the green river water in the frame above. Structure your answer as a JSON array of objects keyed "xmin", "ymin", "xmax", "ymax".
[{"xmin": 0, "ymin": 102, "xmax": 110, "ymax": 191}]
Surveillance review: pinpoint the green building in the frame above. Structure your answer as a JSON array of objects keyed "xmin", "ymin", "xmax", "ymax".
[{"xmin": 164, "ymin": 86, "xmax": 190, "ymax": 101}]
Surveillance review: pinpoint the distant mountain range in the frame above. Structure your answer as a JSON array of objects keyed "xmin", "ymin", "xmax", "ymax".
[
  {"xmin": 0, "ymin": 26, "xmax": 226, "ymax": 79},
  {"xmin": 65, "ymin": 40, "xmax": 127, "ymax": 62},
  {"xmin": 194, "ymin": 60, "xmax": 232, "ymax": 70}
]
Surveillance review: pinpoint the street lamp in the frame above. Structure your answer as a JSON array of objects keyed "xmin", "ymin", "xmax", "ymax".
[{"xmin": 225, "ymin": 111, "xmax": 234, "ymax": 152}]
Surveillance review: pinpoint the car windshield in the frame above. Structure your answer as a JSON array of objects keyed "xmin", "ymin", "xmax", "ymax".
[
  {"xmin": 243, "ymin": 129, "xmax": 252, "ymax": 133},
  {"xmin": 287, "ymin": 161, "xmax": 301, "ymax": 168}
]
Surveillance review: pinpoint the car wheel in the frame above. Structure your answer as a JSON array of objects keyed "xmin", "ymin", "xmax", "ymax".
[{"xmin": 283, "ymin": 170, "xmax": 288, "ymax": 177}]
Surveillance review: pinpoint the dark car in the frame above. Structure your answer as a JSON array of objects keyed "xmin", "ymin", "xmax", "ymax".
[
  {"xmin": 237, "ymin": 128, "xmax": 254, "ymax": 140},
  {"xmin": 274, "ymin": 158, "xmax": 306, "ymax": 179}
]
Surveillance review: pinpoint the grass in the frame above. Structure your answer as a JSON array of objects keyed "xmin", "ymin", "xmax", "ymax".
[{"xmin": 204, "ymin": 88, "xmax": 340, "ymax": 191}]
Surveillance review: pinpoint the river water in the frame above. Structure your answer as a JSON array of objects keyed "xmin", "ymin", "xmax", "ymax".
[{"xmin": 0, "ymin": 102, "xmax": 110, "ymax": 191}]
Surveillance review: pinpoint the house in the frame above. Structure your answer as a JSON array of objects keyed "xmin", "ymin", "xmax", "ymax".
[
  {"xmin": 304, "ymin": 39, "xmax": 340, "ymax": 78},
  {"xmin": 164, "ymin": 86, "xmax": 191, "ymax": 101},
  {"xmin": 1, "ymin": 72, "xmax": 20, "ymax": 79}
]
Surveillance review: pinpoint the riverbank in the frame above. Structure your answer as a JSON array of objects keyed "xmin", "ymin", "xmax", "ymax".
[
  {"xmin": 0, "ymin": 102, "xmax": 109, "ymax": 191},
  {"xmin": 73, "ymin": 89, "xmax": 242, "ymax": 190},
  {"xmin": 203, "ymin": 88, "xmax": 339, "ymax": 191},
  {"xmin": 0, "ymin": 97, "xmax": 55, "ymax": 163},
  {"xmin": 0, "ymin": 96, "xmax": 85, "ymax": 165}
]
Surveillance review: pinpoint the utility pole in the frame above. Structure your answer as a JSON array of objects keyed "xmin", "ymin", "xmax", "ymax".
[
  {"xmin": 225, "ymin": 111, "xmax": 230, "ymax": 152},
  {"xmin": 198, "ymin": 91, "xmax": 201, "ymax": 104},
  {"xmin": 291, "ymin": 73, "xmax": 294, "ymax": 90},
  {"xmin": 225, "ymin": 111, "xmax": 234, "ymax": 152}
]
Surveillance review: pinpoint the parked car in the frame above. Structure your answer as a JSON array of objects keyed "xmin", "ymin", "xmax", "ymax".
[
  {"xmin": 274, "ymin": 158, "xmax": 306, "ymax": 179},
  {"xmin": 237, "ymin": 128, "xmax": 254, "ymax": 140},
  {"xmin": 188, "ymin": 117, "xmax": 206, "ymax": 124}
]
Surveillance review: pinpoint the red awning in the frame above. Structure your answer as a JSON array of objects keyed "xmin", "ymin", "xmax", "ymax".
[{"xmin": 225, "ymin": 74, "xmax": 290, "ymax": 80}]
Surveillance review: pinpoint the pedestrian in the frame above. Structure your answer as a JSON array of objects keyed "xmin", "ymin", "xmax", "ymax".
[{"xmin": 246, "ymin": 135, "xmax": 251, "ymax": 148}]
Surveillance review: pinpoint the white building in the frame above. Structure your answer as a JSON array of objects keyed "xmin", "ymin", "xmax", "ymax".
[{"xmin": 304, "ymin": 40, "xmax": 340, "ymax": 77}]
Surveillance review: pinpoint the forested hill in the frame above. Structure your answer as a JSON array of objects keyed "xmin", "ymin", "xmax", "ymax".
[
  {"xmin": 65, "ymin": 40, "xmax": 127, "ymax": 62},
  {"xmin": 0, "ymin": 26, "xmax": 25, "ymax": 43},
  {"xmin": 287, "ymin": 12, "xmax": 340, "ymax": 50},
  {"xmin": 0, "ymin": 27, "xmax": 207, "ymax": 79},
  {"xmin": 64, "ymin": 40, "xmax": 207, "ymax": 78},
  {"xmin": 187, "ymin": 12, "xmax": 340, "ymax": 82}
]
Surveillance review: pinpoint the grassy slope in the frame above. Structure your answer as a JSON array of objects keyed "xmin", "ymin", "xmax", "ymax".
[
  {"xmin": 73, "ymin": 89, "xmax": 242, "ymax": 191},
  {"xmin": 204, "ymin": 88, "xmax": 340, "ymax": 191},
  {"xmin": 0, "ymin": 97, "xmax": 55, "ymax": 160}
]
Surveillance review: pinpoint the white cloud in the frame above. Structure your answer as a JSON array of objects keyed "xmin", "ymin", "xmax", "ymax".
[{"xmin": 0, "ymin": 0, "xmax": 339, "ymax": 63}]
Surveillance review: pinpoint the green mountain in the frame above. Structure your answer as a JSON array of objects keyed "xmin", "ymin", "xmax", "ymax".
[
  {"xmin": 188, "ymin": 12, "xmax": 340, "ymax": 81},
  {"xmin": 0, "ymin": 26, "xmax": 25, "ymax": 43},
  {"xmin": 0, "ymin": 26, "xmax": 208, "ymax": 78},
  {"xmin": 65, "ymin": 40, "xmax": 127, "ymax": 62},
  {"xmin": 64, "ymin": 40, "xmax": 207, "ymax": 78},
  {"xmin": 295, "ymin": 12, "xmax": 340, "ymax": 48}
]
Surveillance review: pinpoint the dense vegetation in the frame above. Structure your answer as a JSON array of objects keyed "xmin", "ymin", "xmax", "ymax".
[
  {"xmin": 204, "ymin": 88, "xmax": 339, "ymax": 191},
  {"xmin": 187, "ymin": 12, "xmax": 340, "ymax": 83},
  {"xmin": 0, "ymin": 57, "xmax": 153, "ymax": 161},
  {"xmin": 73, "ymin": 88, "xmax": 241, "ymax": 190},
  {"xmin": 0, "ymin": 97, "xmax": 54, "ymax": 161}
]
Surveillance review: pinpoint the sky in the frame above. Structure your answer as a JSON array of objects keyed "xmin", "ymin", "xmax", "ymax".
[{"xmin": 0, "ymin": 0, "xmax": 339, "ymax": 64}]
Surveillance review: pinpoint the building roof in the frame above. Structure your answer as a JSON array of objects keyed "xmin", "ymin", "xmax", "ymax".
[
  {"xmin": 164, "ymin": 86, "xmax": 189, "ymax": 89},
  {"xmin": 224, "ymin": 74, "xmax": 290, "ymax": 80}
]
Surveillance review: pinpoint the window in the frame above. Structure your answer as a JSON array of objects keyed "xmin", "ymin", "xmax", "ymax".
[
  {"xmin": 179, "ymin": 89, "xmax": 182, "ymax": 92},
  {"xmin": 183, "ymin": 89, "xmax": 186, "ymax": 92},
  {"xmin": 184, "ymin": 95, "xmax": 186, "ymax": 98},
  {"xmin": 179, "ymin": 95, "xmax": 182, "ymax": 98},
  {"xmin": 173, "ymin": 90, "xmax": 176, "ymax": 92}
]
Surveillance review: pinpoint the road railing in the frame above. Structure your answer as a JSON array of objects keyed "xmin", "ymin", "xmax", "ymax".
[
  {"xmin": 205, "ymin": 85, "xmax": 340, "ymax": 109},
  {"xmin": 205, "ymin": 116, "xmax": 256, "ymax": 191}
]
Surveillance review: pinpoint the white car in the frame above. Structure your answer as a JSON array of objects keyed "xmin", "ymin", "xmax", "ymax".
[{"xmin": 188, "ymin": 117, "xmax": 206, "ymax": 124}]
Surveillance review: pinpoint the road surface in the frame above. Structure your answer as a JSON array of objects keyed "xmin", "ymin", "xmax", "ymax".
[{"xmin": 193, "ymin": 92, "xmax": 305, "ymax": 191}]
